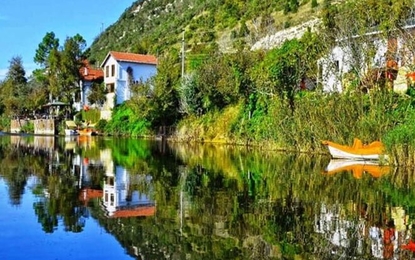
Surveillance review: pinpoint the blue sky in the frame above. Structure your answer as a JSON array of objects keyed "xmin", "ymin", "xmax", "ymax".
[{"xmin": 0, "ymin": 0, "xmax": 136, "ymax": 80}]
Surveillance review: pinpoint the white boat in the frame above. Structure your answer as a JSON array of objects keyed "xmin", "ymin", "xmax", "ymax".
[{"xmin": 322, "ymin": 138, "xmax": 388, "ymax": 161}]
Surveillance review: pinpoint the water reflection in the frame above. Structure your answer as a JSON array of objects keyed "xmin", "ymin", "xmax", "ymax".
[
  {"xmin": 324, "ymin": 159, "xmax": 391, "ymax": 178},
  {"xmin": 1, "ymin": 136, "xmax": 415, "ymax": 259}
]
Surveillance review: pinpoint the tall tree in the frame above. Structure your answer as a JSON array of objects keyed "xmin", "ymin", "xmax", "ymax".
[
  {"xmin": 33, "ymin": 32, "xmax": 86, "ymax": 104},
  {"xmin": 6, "ymin": 56, "xmax": 27, "ymax": 85},
  {"xmin": 252, "ymin": 32, "xmax": 324, "ymax": 111},
  {"xmin": 0, "ymin": 56, "xmax": 29, "ymax": 116},
  {"xmin": 34, "ymin": 32, "xmax": 59, "ymax": 68},
  {"xmin": 59, "ymin": 34, "xmax": 86, "ymax": 103}
]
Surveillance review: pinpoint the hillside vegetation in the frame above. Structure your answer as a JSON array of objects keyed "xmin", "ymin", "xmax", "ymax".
[{"xmin": 87, "ymin": 0, "xmax": 326, "ymax": 64}]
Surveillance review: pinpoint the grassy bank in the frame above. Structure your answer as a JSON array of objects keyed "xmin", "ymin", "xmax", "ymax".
[{"xmin": 173, "ymin": 90, "xmax": 415, "ymax": 166}]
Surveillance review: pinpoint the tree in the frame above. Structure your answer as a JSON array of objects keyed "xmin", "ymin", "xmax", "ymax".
[
  {"xmin": 33, "ymin": 32, "xmax": 87, "ymax": 105},
  {"xmin": 34, "ymin": 32, "xmax": 59, "ymax": 68},
  {"xmin": 88, "ymin": 82, "xmax": 107, "ymax": 107},
  {"xmin": 59, "ymin": 34, "xmax": 86, "ymax": 104},
  {"xmin": 130, "ymin": 52, "xmax": 181, "ymax": 127},
  {"xmin": 252, "ymin": 32, "xmax": 324, "ymax": 111},
  {"xmin": 6, "ymin": 56, "xmax": 27, "ymax": 85},
  {"xmin": 0, "ymin": 56, "xmax": 30, "ymax": 116},
  {"xmin": 193, "ymin": 52, "xmax": 243, "ymax": 112}
]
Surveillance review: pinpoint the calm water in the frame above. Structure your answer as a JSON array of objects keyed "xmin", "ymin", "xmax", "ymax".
[{"xmin": 0, "ymin": 135, "xmax": 415, "ymax": 259}]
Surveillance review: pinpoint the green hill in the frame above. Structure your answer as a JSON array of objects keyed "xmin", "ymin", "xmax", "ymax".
[{"xmin": 86, "ymin": 0, "xmax": 325, "ymax": 64}]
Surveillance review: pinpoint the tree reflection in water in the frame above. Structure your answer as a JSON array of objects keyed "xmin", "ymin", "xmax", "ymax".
[{"xmin": 2, "ymin": 136, "xmax": 415, "ymax": 259}]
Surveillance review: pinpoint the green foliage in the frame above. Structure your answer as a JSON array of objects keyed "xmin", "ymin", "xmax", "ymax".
[
  {"xmin": 0, "ymin": 57, "xmax": 33, "ymax": 117},
  {"xmin": 0, "ymin": 115, "xmax": 10, "ymax": 131},
  {"xmin": 130, "ymin": 52, "xmax": 181, "ymax": 127},
  {"xmin": 284, "ymin": 0, "xmax": 299, "ymax": 14},
  {"xmin": 87, "ymin": 0, "xmax": 320, "ymax": 64},
  {"xmin": 81, "ymin": 109, "xmax": 101, "ymax": 124},
  {"xmin": 34, "ymin": 31, "xmax": 59, "ymax": 67},
  {"xmin": 104, "ymin": 104, "xmax": 151, "ymax": 136},
  {"xmin": 322, "ymin": 0, "xmax": 413, "ymax": 38},
  {"xmin": 178, "ymin": 74, "xmax": 203, "ymax": 115},
  {"xmin": 94, "ymin": 119, "xmax": 108, "ymax": 132},
  {"xmin": 6, "ymin": 56, "xmax": 27, "ymax": 85},
  {"xmin": 179, "ymin": 88, "xmax": 415, "ymax": 165},
  {"xmin": 34, "ymin": 32, "xmax": 86, "ymax": 106},
  {"xmin": 20, "ymin": 121, "xmax": 34, "ymax": 133},
  {"xmin": 103, "ymin": 138, "xmax": 151, "ymax": 167},
  {"xmin": 252, "ymin": 32, "xmax": 325, "ymax": 111},
  {"xmin": 87, "ymin": 82, "xmax": 107, "ymax": 107}
]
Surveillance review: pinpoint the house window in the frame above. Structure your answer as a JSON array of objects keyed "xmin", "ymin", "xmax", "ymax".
[
  {"xmin": 105, "ymin": 66, "xmax": 109, "ymax": 77},
  {"xmin": 107, "ymin": 83, "xmax": 115, "ymax": 93},
  {"xmin": 111, "ymin": 64, "xmax": 115, "ymax": 77}
]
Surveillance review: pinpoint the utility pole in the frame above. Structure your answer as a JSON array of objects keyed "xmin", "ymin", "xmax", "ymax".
[{"xmin": 181, "ymin": 31, "xmax": 185, "ymax": 81}]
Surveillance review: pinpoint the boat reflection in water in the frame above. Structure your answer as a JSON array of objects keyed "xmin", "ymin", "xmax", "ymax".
[{"xmin": 324, "ymin": 159, "xmax": 390, "ymax": 178}]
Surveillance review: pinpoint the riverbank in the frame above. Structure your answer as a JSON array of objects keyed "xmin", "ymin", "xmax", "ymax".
[{"xmin": 168, "ymin": 91, "xmax": 415, "ymax": 166}]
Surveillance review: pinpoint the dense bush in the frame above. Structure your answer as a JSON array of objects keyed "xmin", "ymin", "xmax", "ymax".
[{"xmin": 104, "ymin": 105, "xmax": 151, "ymax": 137}]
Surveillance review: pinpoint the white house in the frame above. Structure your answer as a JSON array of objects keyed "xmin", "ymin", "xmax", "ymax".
[
  {"xmin": 319, "ymin": 20, "xmax": 415, "ymax": 93},
  {"xmin": 319, "ymin": 37, "xmax": 399, "ymax": 93},
  {"xmin": 100, "ymin": 51, "xmax": 157, "ymax": 119}
]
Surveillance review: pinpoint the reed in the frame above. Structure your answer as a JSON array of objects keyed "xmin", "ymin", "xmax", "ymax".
[{"xmin": 173, "ymin": 88, "xmax": 415, "ymax": 165}]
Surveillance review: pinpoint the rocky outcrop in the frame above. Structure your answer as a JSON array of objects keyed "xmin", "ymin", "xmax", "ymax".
[{"xmin": 251, "ymin": 19, "xmax": 321, "ymax": 51}]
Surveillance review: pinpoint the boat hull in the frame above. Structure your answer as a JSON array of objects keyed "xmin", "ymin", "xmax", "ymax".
[
  {"xmin": 322, "ymin": 139, "xmax": 388, "ymax": 161},
  {"xmin": 326, "ymin": 144, "xmax": 382, "ymax": 160}
]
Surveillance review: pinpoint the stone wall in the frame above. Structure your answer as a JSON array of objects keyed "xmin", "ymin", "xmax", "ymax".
[
  {"xmin": 11, "ymin": 119, "xmax": 57, "ymax": 135},
  {"xmin": 33, "ymin": 119, "xmax": 56, "ymax": 135},
  {"xmin": 10, "ymin": 119, "xmax": 30, "ymax": 133}
]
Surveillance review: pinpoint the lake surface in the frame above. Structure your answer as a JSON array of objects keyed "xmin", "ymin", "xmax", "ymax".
[{"xmin": 0, "ymin": 135, "xmax": 414, "ymax": 259}]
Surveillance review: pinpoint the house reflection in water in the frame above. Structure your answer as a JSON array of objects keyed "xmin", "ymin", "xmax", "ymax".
[
  {"xmin": 102, "ymin": 166, "xmax": 155, "ymax": 218},
  {"xmin": 315, "ymin": 203, "xmax": 411, "ymax": 259},
  {"xmin": 76, "ymin": 148, "xmax": 155, "ymax": 218}
]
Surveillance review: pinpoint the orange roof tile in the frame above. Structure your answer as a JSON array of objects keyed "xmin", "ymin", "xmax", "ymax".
[
  {"xmin": 80, "ymin": 60, "xmax": 104, "ymax": 81},
  {"xmin": 111, "ymin": 206, "xmax": 156, "ymax": 218},
  {"xmin": 79, "ymin": 188, "xmax": 103, "ymax": 204},
  {"xmin": 101, "ymin": 51, "xmax": 157, "ymax": 67}
]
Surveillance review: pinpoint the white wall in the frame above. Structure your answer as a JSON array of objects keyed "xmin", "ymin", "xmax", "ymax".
[
  {"xmin": 102, "ymin": 56, "xmax": 157, "ymax": 105},
  {"xmin": 117, "ymin": 61, "xmax": 157, "ymax": 104},
  {"xmin": 320, "ymin": 38, "xmax": 389, "ymax": 92}
]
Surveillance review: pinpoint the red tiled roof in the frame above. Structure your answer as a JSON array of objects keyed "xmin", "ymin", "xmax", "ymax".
[
  {"xmin": 111, "ymin": 206, "xmax": 156, "ymax": 218},
  {"xmin": 110, "ymin": 51, "xmax": 157, "ymax": 64},
  {"xmin": 79, "ymin": 188, "xmax": 103, "ymax": 204},
  {"xmin": 80, "ymin": 60, "xmax": 104, "ymax": 81},
  {"xmin": 101, "ymin": 51, "xmax": 157, "ymax": 67}
]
